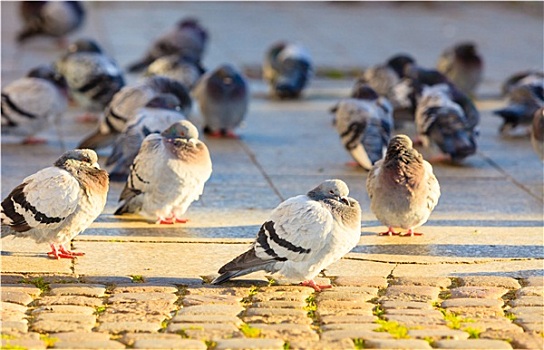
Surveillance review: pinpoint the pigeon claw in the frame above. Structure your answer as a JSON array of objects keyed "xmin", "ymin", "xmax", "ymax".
[
  {"xmin": 300, "ymin": 280, "xmax": 332, "ymax": 292},
  {"xmin": 379, "ymin": 227, "xmax": 400, "ymax": 236},
  {"xmin": 400, "ymin": 229, "xmax": 423, "ymax": 237},
  {"xmin": 47, "ymin": 244, "xmax": 85, "ymax": 259},
  {"xmin": 22, "ymin": 136, "xmax": 48, "ymax": 145},
  {"xmin": 157, "ymin": 217, "xmax": 175, "ymax": 224},
  {"xmin": 76, "ymin": 113, "xmax": 100, "ymax": 124},
  {"xmin": 174, "ymin": 218, "xmax": 188, "ymax": 223}
]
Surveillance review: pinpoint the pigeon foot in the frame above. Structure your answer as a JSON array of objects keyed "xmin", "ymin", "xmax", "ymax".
[
  {"xmin": 300, "ymin": 280, "xmax": 332, "ymax": 292},
  {"xmin": 76, "ymin": 113, "xmax": 100, "ymax": 124},
  {"xmin": 22, "ymin": 136, "xmax": 47, "ymax": 145},
  {"xmin": 47, "ymin": 244, "xmax": 85, "ymax": 259},
  {"xmin": 379, "ymin": 227, "xmax": 400, "ymax": 236},
  {"xmin": 400, "ymin": 229, "xmax": 423, "ymax": 237}
]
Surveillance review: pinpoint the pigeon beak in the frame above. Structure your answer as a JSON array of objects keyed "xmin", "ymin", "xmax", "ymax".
[
  {"xmin": 92, "ymin": 162, "xmax": 101, "ymax": 169},
  {"xmin": 339, "ymin": 196, "xmax": 349, "ymax": 205}
]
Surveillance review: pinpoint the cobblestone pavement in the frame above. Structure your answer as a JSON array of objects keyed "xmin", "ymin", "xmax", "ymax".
[{"xmin": 1, "ymin": 1, "xmax": 543, "ymax": 349}]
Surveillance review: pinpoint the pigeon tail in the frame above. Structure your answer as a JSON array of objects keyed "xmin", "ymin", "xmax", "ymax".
[
  {"xmin": 114, "ymin": 196, "xmax": 142, "ymax": 215},
  {"xmin": 16, "ymin": 28, "xmax": 41, "ymax": 43},
  {"xmin": 127, "ymin": 57, "xmax": 155, "ymax": 73},
  {"xmin": 212, "ymin": 248, "xmax": 276, "ymax": 284},
  {"xmin": 78, "ymin": 130, "xmax": 117, "ymax": 149}
]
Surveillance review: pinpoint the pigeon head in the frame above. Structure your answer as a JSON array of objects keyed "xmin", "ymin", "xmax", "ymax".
[
  {"xmin": 207, "ymin": 64, "xmax": 247, "ymax": 98},
  {"xmin": 454, "ymin": 42, "xmax": 478, "ymax": 57},
  {"xmin": 68, "ymin": 38, "xmax": 103, "ymax": 54},
  {"xmin": 27, "ymin": 64, "xmax": 68, "ymax": 90},
  {"xmin": 161, "ymin": 120, "xmax": 199, "ymax": 141},
  {"xmin": 145, "ymin": 93, "xmax": 182, "ymax": 111},
  {"xmin": 177, "ymin": 17, "xmax": 208, "ymax": 42},
  {"xmin": 351, "ymin": 81, "xmax": 379, "ymax": 100},
  {"xmin": 386, "ymin": 54, "xmax": 416, "ymax": 78},
  {"xmin": 385, "ymin": 135, "xmax": 414, "ymax": 160},
  {"xmin": 55, "ymin": 149, "xmax": 100, "ymax": 169},
  {"xmin": 308, "ymin": 179, "xmax": 350, "ymax": 205},
  {"xmin": 145, "ymin": 76, "xmax": 192, "ymax": 115}
]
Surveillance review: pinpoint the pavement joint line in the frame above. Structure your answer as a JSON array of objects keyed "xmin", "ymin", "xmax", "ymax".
[
  {"xmin": 237, "ymin": 139, "xmax": 285, "ymax": 202},
  {"xmin": 479, "ymin": 152, "xmax": 543, "ymax": 202}
]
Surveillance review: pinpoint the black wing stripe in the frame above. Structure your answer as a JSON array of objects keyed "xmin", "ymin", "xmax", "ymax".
[
  {"xmin": 256, "ymin": 221, "xmax": 287, "ymax": 261},
  {"xmin": 1, "ymin": 93, "xmax": 38, "ymax": 120},
  {"xmin": 264, "ymin": 220, "xmax": 312, "ymax": 255}
]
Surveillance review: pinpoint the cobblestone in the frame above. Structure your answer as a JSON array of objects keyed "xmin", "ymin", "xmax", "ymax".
[
  {"xmin": 363, "ymin": 339, "xmax": 433, "ymax": 349},
  {"xmin": 457, "ymin": 276, "xmax": 521, "ymax": 289},
  {"xmin": 31, "ymin": 314, "xmax": 97, "ymax": 333},
  {"xmin": 176, "ymin": 304, "xmax": 244, "ymax": 315},
  {"xmin": 166, "ymin": 323, "xmax": 243, "ymax": 339},
  {"xmin": 510, "ymin": 333, "xmax": 544, "ymax": 349},
  {"xmin": 53, "ymin": 340, "xmax": 126, "ymax": 349},
  {"xmin": 35, "ymin": 295, "xmax": 104, "ymax": 307},
  {"xmin": 112, "ymin": 283, "xmax": 179, "ymax": 294},
  {"xmin": 380, "ymin": 300, "xmax": 434, "ymax": 310},
  {"xmin": 246, "ymin": 323, "xmax": 319, "ymax": 341},
  {"xmin": 523, "ymin": 277, "xmax": 544, "ymax": 287},
  {"xmin": 97, "ymin": 321, "xmax": 162, "ymax": 334},
  {"xmin": 450, "ymin": 286, "xmax": 508, "ymax": 299},
  {"xmin": 133, "ymin": 338, "xmax": 207, "ymax": 349},
  {"xmin": 50, "ymin": 332, "xmax": 112, "ymax": 342},
  {"xmin": 214, "ymin": 338, "xmax": 285, "ymax": 350},
  {"xmin": 1, "ymin": 320, "xmax": 29, "ymax": 334},
  {"xmin": 182, "ymin": 294, "xmax": 241, "ymax": 306},
  {"xmin": 333, "ymin": 276, "xmax": 388, "ymax": 288},
  {"xmin": 382, "ymin": 285, "xmax": 441, "ymax": 302},
  {"xmin": 320, "ymin": 329, "xmax": 392, "ymax": 341},
  {"xmin": 49, "ymin": 284, "xmax": 107, "ymax": 297},
  {"xmin": 408, "ymin": 329, "xmax": 470, "ymax": 341},
  {"xmin": 389, "ymin": 277, "xmax": 452, "ymax": 289},
  {"xmin": 288, "ymin": 338, "xmax": 356, "ymax": 350},
  {"xmin": 31, "ymin": 304, "xmax": 96, "ymax": 315},
  {"xmin": 1, "ymin": 333, "xmax": 46, "ymax": 350},
  {"xmin": 1, "ymin": 290, "xmax": 34, "ymax": 305},
  {"xmin": 433, "ymin": 339, "xmax": 513, "ymax": 349},
  {"xmin": 509, "ymin": 296, "xmax": 544, "ymax": 307},
  {"xmin": 1, "ymin": 284, "xmax": 42, "ymax": 297},
  {"xmin": 515, "ymin": 286, "xmax": 544, "ymax": 297}
]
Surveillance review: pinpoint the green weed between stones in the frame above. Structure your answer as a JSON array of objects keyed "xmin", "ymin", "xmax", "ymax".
[
  {"xmin": 39, "ymin": 335, "xmax": 58, "ymax": 347},
  {"xmin": 372, "ymin": 305, "xmax": 385, "ymax": 317},
  {"xmin": 239, "ymin": 323, "xmax": 262, "ymax": 338},
  {"xmin": 353, "ymin": 338, "xmax": 365, "ymax": 349},
  {"xmin": 304, "ymin": 294, "xmax": 317, "ymax": 319},
  {"xmin": 240, "ymin": 286, "xmax": 259, "ymax": 306},
  {"xmin": 464, "ymin": 327, "xmax": 482, "ymax": 339},
  {"xmin": 23, "ymin": 277, "xmax": 50, "ymax": 293},
  {"xmin": 283, "ymin": 341, "xmax": 290, "ymax": 350},
  {"xmin": 204, "ymin": 340, "xmax": 217, "ymax": 349},
  {"xmin": 439, "ymin": 309, "xmax": 474, "ymax": 330},
  {"xmin": 375, "ymin": 319, "xmax": 409, "ymax": 339},
  {"xmin": 94, "ymin": 305, "xmax": 106, "ymax": 315},
  {"xmin": 130, "ymin": 275, "xmax": 145, "ymax": 283}
]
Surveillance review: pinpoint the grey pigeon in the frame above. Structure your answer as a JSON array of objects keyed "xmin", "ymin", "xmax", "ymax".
[
  {"xmin": 359, "ymin": 54, "xmax": 416, "ymax": 97},
  {"xmin": 263, "ymin": 41, "xmax": 313, "ymax": 99},
  {"xmin": 332, "ymin": 83, "xmax": 393, "ymax": 170},
  {"xmin": 193, "ymin": 64, "xmax": 249, "ymax": 138},
  {"xmin": 127, "ymin": 18, "xmax": 208, "ymax": 73},
  {"xmin": 366, "ymin": 135, "xmax": 440, "ymax": 236},
  {"xmin": 55, "ymin": 38, "xmax": 125, "ymax": 122},
  {"xmin": 106, "ymin": 94, "xmax": 187, "ymax": 182},
  {"xmin": 493, "ymin": 76, "xmax": 543, "ymax": 137},
  {"xmin": 501, "ymin": 70, "xmax": 544, "ymax": 97},
  {"xmin": 211, "ymin": 179, "xmax": 361, "ymax": 291},
  {"xmin": 1, "ymin": 149, "xmax": 109, "ymax": 259},
  {"xmin": 145, "ymin": 54, "xmax": 206, "ymax": 90},
  {"xmin": 17, "ymin": 1, "xmax": 85, "ymax": 47},
  {"xmin": 531, "ymin": 107, "xmax": 544, "ymax": 160},
  {"xmin": 436, "ymin": 41, "xmax": 484, "ymax": 97},
  {"xmin": 114, "ymin": 120, "xmax": 212, "ymax": 224},
  {"xmin": 78, "ymin": 76, "xmax": 192, "ymax": 149},
  {"xmin": 415, "ymin": 84, "xmax": 478, "ymax": 162},
  {"xmin": 1, "ymin": 65, "xmax": 68, "ymax": 144}
]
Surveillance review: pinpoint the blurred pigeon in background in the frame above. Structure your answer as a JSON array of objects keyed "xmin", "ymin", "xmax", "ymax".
[
  {"xmin": 145, "ymin": 54, "xmax": 206, "ymax": 90},
  {"xmin": 332, "ymin": 83, "xmax": 393, "ymax": 170},
  {"xmin": 211, "ymin": 179, "xmax": 361, "ymax": 291},
  {"xmin": 2, "ymin": 65, "xmax": 68, "ymax": 144},
  {"xmin": 501, "ymin": 70, "xmax": 544, "ymax": 97},
  {"xmin": 78, "ymin": 75, "xmax": 192, "ymax": 149},
  {"xmin": 127, "ymin": 18, "xmax": 208, "ymax": 73},
  {"xmin": 17, "ymin": 1, "xmax": 85, "ymax": 47},
  {"xmin": 106, "ymin": 94, "xmax": 187, "ymax": 182},
  {"xmin": 193, "ymin": 64, "xmax": 249, "ymax": 138},
  {"xmin": 493, "ymin": 74, "xmax": 544, "ymax": 137},
  {"xmin": 263, "ymin": 41, "xmax": 313, "ymax": 99},
  {"xmin": 531, "ymin": 107, "xmax": 544, "ymax": 160},
  {"xmin": 1, "ymin": 149, "xmax": 108, "ymax": 259},
  {"xmin": 55, "ymin": 38, "xmax": 125, "ymax": 123},
  {"xmin": 366, "ymin": 135, "xmax": 440, "ymax": 236},
  {"xmin": 415, "ymin": 84, "xmax": 478, "ymax": 162},
  {"xmin": 114, "ymin": 120, "xmax": 212, "ymax": 224},
  {"xmin": 359, "ymin": 54, "xmax": 416, "ymax": 97},
  {"xmin": 436, "ymin": 41, "xmax": 484, "ymax": 97}
]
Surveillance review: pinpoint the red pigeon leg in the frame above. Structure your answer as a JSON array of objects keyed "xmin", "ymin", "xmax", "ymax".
[
  {"xmin": 22, "ymin": 136, "xmax": 48, "ymax": 145},
  {"xmin": 401, "ymin": 228, "xmax": 423, "ymax": 237},
  {"xmin": 378, "ymin": 227, "xmax": 400, "ymax": 236},
  {"xmin": 300, "ymin": 279, "xmax": 332, "ymax": 292}
]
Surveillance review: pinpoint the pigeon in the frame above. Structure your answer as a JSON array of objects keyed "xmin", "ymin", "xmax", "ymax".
[
  {"xmin": 114, "ymin": 120, "xmax": 212, "ymax": 224},
  {"xmin": 1, "ymin": 149, "xmax": 109, "ymax": 259},
  {"xmin": 106, "ymin": 94, "xmax": 187, "ymax": 182},
  {"xmin": 366, "ymin": 135, "xmax": 440, "ymax": 236},
  {"xmin": 359, "ymin": 54, "xmax": 416, "ymax": 97},
  {"xmin": 493, "ymin": 77, "xmax": 544, "ymax": 137},
  {"xmin": 436, "ymin": 41, "xmax": 484, "ymax": 97},
  {"xmin": 531, "ymin": 107, "xmax": 544, "ymax": 160},
  {"xmin": 211, "ymin": 179, "xmax": 362, "ymax": 292},
  {"xmin": 145, "ymin": 54, "xmax": 206, "ymax": 90},
  {"xmin": 263, "ymin": 42, "xmax": 313, "ymax": 99},
  {"xmin": 193, "ymin": 64, "xmax": 249, "ymax": 138},
  {"xmin": 55, "ymin": 38, "xmax": 125, "ymax": 122},
  {"xmin": 415, "ymin": 84, "xmax": 478, "ymax": 162},
  {"xmin": 17, "ymin": 1, "xmax": 85, "ymax": 47},
  {"xmin": 332, "ymin": 83, "xmax": 393, "ymax": 170},
  {"xmin": 501, "ymin": 70, "xmax": 544, "ymax": 97},
  {"xmin": 1, "ymin": 65, "xmax": 68, "ymax": 144},
  {"xmin": 78, "ymin": 76, "xmax": 192, "ymax": 149},
  {"xmin": 127, "ymin": 18, "xmax": 208, "ymax": 73}
]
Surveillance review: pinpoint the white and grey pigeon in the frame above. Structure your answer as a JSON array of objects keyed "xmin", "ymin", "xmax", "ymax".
[
  {"xmin": 193, "ymin": 64, "xmax": 249, "ymax": 138},
  {"xmin": 145, "ymin": 54, "xmax": 206, "ymax": 90},
  {"xmin": 127, "ymin": 18, "xmax": 208, "ymax": 73},
  {"xmin": 436, "ymin": 41, "xmax": 484, "ymax": 98},
  {"xmin": 415, "ymin": 84, "xmax": 478, "ymax": 162},
  {"xmin": 332, "ymin": 83, "xmax": 393, "ymax": 170},
  {"xmin": 211, "ymin": 179, "xmax": 362, "ymax": 291},
  {"xmin": 55, "ymin": 38, "xmax": 125, "ymax": 122},
  {"xmin": 106, "ymin": 93, "xmax": 187, "ymax": 182},
  {"xmin": 359, "ymin": 54, "xmax": 416, "ymax": 97},
  {"xmin": 263, "ymin": 41, "xmax": 313, "ymax": 99},
  {"xmin": 1, "ymin": 65, "xmax": 68, "ymax": 144},
  {"xmin": 16, "ymin": 1, "xmax": 85, "ymax": 47},
  {"xmin": 366, "ymin": 135, "xmax": 440, "ymax": 237},
  {"xmin": 1, "ymin": 149, "xmax": 109, "ymax": 259},
  {"xmin": 114, "ymin": 120, "xmax": 212, "ymax": 224},
  {"xmin": 501, "ymin": 70, "xmax": 544, "ymax": 97},
  {"xmin": 78, "ymin": 75, "xmax": 192, "ymax": 149},
  {"xmin": 493, "ymin": 76, "xmax": 544, "ymax": 137}
]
